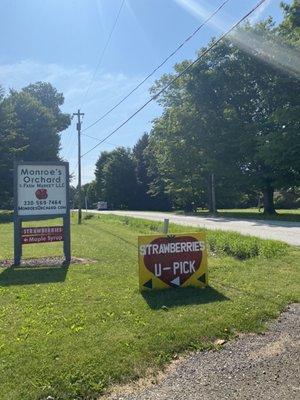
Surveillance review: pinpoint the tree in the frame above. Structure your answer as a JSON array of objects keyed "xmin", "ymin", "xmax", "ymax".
[
  {"xmin": 132, "ymin": 133, "xmax": 171, "ymax": 210},
  {"xmin": 279, "ymin": 0, "xmax": 300, "ymax": 45},
  {"xmin": 132, "ymin": 133, "xmax": 151, "ymax": 209},
  {"xmin": 82, "ymin": 181, "xmax": 98, "ymax": 209},
  {"xmin": 95, "ymin": 151, "xmax": 113, "ymax": 202},
  {"xmin": 147, "ymin": 106, "xmax": 208, "ymax": 211},
  {"xmin": 22, "ymin": 82, "xmax": 70, "ymax": 145},
  {"xmin": 0, "ymin": 82, "xmax": 70, "ymax": 208},
  {"xmin": 149, "ymin": 3, "xmax": 300, "ymax": 214},
  {"xmin": 0, "ymin": 87, "xmax": 27, "ymax": 208},
  {"xmin": 95, "ymin": 147, "xmax": 137, "ymax": 209}
]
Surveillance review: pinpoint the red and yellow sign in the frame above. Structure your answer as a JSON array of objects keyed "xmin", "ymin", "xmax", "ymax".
[{"xmin": 138, "ymin": 232, "xmax": 207, "ymax": 291}]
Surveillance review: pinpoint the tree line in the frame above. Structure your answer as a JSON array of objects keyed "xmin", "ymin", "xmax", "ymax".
[
  {"xmin": 82, "ymin": 1, "xmax": 300, "ymax": 214},
  {"xmin": 1, "ymin": 1, "xmax": 299, "ymax": 214}
]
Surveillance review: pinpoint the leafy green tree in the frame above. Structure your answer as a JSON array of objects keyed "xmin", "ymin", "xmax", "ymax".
[
  {"xmin": 132, "ymin": 133, "xmax": 151, "ymax": 209},
  {"xmin": 147, "ymin": 106, "xmax": 207, "ymax": 211},
  {"xmin": 95, "ymin": 147, "xmax": 137, "ymax": 209},
  {"xmin": 95, "ymin": 151, "xmax": 113, "ymax": 202},
  {"xmin": 8, "ymin": 82, "xmax": 70, "ymax": 161},
  {"xmin": 279, "ymin": 0, "xmax": 300, "ymax": 44},
  {"xmin": 69, "ymin": 186, "xmax": 77, "ymax": 209},
  {"xmin": 132, "ymin": 133, "xmax": 170, "ymax": 210},
  {"xmin": 82, "ymin": 181, "xmax": 98, "ymax": 209},
  {"xmin": 0, "ymin": 82, "xmax": 70, "ymax": 208},
  {"xmin": 149, "ymin": 3, "xmax": 300, "ymax": 214},
  {"xmin": 0, "ymin": 87, "xmax": 27, "ymax": 208}
]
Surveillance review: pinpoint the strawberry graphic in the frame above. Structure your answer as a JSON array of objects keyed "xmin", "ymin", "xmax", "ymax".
[{"xmin": 35, "ymin": 189, "xmax": 48, "ymax": 199}]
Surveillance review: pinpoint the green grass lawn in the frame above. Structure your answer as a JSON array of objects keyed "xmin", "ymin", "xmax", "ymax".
[
  {"xmin": 0, "ymin": 212, "xmax": 299, "ymax": 400},
  {"xmin": 175, "ymin": 208, "xmax": 300, "ymax": 222}
]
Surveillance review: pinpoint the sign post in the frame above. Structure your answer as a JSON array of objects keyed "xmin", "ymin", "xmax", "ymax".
[
  {"xmin": 13, "ymin": 162, "xmax": 70, "ymax": 266},
  {"xmin": 138, "ymin": 232, "xmax": 208, "ymax": 291}
]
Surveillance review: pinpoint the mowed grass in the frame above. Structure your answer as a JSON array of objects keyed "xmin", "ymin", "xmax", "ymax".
[
  {"xmin": 175, "ymin": 208, "xmax": 300, "ymax": 222},
  {"xmin": 0, "ymin": 212, "xmax": 299, "ymax": 400}
]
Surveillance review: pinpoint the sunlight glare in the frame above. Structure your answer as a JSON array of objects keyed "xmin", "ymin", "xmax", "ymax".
[{"xmin": 174, "ymin": 0, "xmax": 300, "ymax": 78}]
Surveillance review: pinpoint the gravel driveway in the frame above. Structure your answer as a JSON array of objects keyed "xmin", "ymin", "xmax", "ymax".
[
  {"xmin": 104, "ymin": 304, "xmax": 300, "ymax": 400},
  {"xmin": 89, "ymin": 210, "xmax": 300, "ymax": 246}
]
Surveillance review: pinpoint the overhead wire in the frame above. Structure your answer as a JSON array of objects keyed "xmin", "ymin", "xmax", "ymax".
[
  {"xmin": 62, "ymin": 0, "xmax": 125, "ymax": 168},
  {"xmin": 61, "ymin": 113, "xmax": 77, "ymax": 161},
  {"xmin": 80, "ymin": 0, "xmax": 126, "ymax": 108},
  {"xmin": 82, "ymin": 132, "xmax": 118, "ymax": 146},
  {"xmin": 62, "ymin": 131, "xmax": 77, "ymax": 161},
  {"xmin": 82, "ymin": 0, "xmax": 231, "ymax": 133},
  {"xmin": 81, "ymin": 0, "xmax": 267, "ymax": 159},
  {"xmin": 70, "ymin": 162, "xmax": 79, "ymax": 180}
]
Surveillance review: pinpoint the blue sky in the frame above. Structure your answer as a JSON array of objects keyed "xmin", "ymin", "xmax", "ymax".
[{"xmin": 0, "ymin": 0, "xmax": 288, "ymax": 183}]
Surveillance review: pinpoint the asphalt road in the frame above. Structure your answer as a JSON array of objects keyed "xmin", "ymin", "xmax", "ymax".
[
  {"xmin": 104, "ymin": 304, "xmax": 300, "ymax": 400},
  {"xmin": 88, "ymin": 210, "xmax": 300, "ymax": 246}
]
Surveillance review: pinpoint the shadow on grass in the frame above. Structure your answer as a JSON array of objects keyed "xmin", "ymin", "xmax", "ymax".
[
  {"xmin": 142, "ymin": 286, "xmax": 229, "ymax": 309},
  {"xmin": 87, "ymin": 224, "xmax": 137, "ymax": 249},
  {"xmin": 0, "ymin": 211, "xmax": 13, "ymax": 224},
  {"xmin": 0, "ymin": 263, "xmax": 69, "ymax": 286}
]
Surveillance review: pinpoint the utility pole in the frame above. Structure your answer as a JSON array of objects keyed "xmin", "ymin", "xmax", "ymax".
[
  {"xmin": 73, "ymin": 109, "xmax": 84, "ymax": 224},
  {"xmin": 85, "ymin": 195, "xmax": 88, "ymax": 213},
  {"xmin": 211, "ymin": 172, "xmax": 216, "ymax": 215}
]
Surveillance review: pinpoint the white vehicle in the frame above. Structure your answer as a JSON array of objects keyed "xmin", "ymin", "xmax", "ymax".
[{"xmin": 97, "ymin": 201, "xmax": 108, "ymax": 210}]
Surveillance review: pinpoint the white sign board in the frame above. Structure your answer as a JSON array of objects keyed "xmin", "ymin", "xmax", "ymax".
[{"xmin": 17, "ymin": 164, "xmax": 67, "ymax": 216}]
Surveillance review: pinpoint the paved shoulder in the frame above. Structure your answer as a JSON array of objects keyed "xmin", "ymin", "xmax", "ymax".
[
  {"xmin": 104, "ymin": 304, "xmax": 300, "ymax": 400},
  {"xmin": 90, "ymin": 211, "xmax": 300, "ymax": 246}
]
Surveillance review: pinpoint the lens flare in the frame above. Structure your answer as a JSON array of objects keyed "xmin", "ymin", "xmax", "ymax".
[{"xmin": 174, "ymin": 0, "xmax": 299, "ymax": 77}]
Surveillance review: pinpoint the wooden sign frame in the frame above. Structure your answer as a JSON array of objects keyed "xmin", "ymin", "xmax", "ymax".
[{"xmin": 13, "ymin": 161, "xmax": 71, "ymax": 266}]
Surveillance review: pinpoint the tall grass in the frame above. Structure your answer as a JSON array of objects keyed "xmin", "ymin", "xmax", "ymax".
[
  {"xmin": 206, "ymin": 230, "xmax": 287, "ymax": 259},
  {"xmin": 98, "ymin": 214, "xmax": 288, "ymax": 260}
]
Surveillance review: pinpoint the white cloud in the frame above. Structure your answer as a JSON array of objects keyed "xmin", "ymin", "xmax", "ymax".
[
  {"xmin": 0, "ymin": 60, "xmax": 144, "ymax": 110},
  {"xmin": 0, "ymin": 60, "xmax": 87, "ymax": 96},
  {"xmin": 0, "ymin": 59, "xmax": 161, "ymax": 184}
]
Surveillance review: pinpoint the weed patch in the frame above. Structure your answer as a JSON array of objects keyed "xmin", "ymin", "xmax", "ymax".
[
  {"xmin": 98, "ymin": 215, "xmax": 288, "ymax": 260},
  {"xmin": 206, "ymin": 231, "xmax": 288, "ymax": 260}
]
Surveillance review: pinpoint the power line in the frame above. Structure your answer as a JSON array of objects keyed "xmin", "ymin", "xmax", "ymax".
[
  {"xmin": 61, "ymin": 129, "xmax": 77, "ymax": 160},
  {"xmin": 62, "ymin": 0, "xmax": 125, "ymax": 161},
  {"xmin": 82, "ymin": 132, "xmax": 118, "ymax": 146},
  {"xmin": 61, "ymin": 114, "xmax": 76, "ymax": 160},
  {"xmin": 82, "ymin": 132, "xmax": 104, "ymax": 140},
  {"xmin": 80, "ymin": 0, "xmax": 126, "ymax": 108},
  {"xmin": 70, "ymin": 162, "xmax": 78, "ymax": 181},
  {"xmin": 81, "ymin": 0, "xmax": 267, "ymax": 159},
  {"xmin": 82, "ymin": 0, "xmax": 231, "ymax": 133}
]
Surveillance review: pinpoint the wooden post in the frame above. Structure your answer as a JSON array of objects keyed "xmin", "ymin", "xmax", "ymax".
[{"xmin": 163, "ymin": 218, "xmax": 169, "ymax": 234}]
